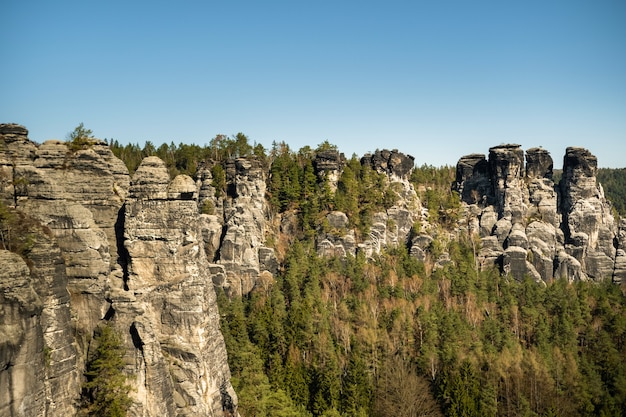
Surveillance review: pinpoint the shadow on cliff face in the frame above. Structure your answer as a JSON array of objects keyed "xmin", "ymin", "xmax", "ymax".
[{"xmin": 115, "ymin": 204, "xmax": 130, "ymax": 291}]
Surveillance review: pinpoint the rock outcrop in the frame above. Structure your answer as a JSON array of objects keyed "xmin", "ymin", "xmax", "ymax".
[
  {"xmin": 455, "ymin": 153, "xmax": 491, "ymax": 205},
  {"xmin": 614, "ymin": 219, "xmax": 626, "ymax": 284},
  {"xmin": 0, "ymin": 231, "xmax": 79, "ymax": 417},
  {"xmin": 456, "ymin": 144, "xmax": 619, "ymax": 283},
  {"xmin": 218, "ymin": 158, "xmax": 276, "ymax": 296},
  {"xmin": 316, "ymin": 149, "xmax": 422, "ymax": 259},
  {"xmin": 313, "ymin": 149, "xmax": 345, "ymax": 191},
  {"xmin": 194, "ymin": 157, "xmax": 279, "ymax": 297},
  {"xmin": 0, "ymin": 124, "xmax": 238, "ymax": 416},
  {"xmin": 361, "ymin": 149, "xmax": 415, "ymax": 180},
  {"xmin": 0, "ymin": 250, "xmax": 47, "ymax": 417},
  {"xmin": 119, "ymin": 158, "xmax": 237, "ymax": 416}
]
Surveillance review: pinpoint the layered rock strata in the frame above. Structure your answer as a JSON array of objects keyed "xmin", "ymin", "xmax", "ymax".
[
  {"xmin": 361, "ymin": 149, "xmax": 415, "ymax": 181},
  {"xmin": 119, "ymin": 157, "xmax": 237, "ymax": 416},
  {"xmin": 217, "ymin": 158, "xmax": 275, "ymax": 296},
  {"xmin": 0, "ymin": 124, "xmax": 238, "ymax": 416},
  {"xmin": 0, "ymin": 232, "xmax": 79, "ymax": 416},
  {"xmin": 313, "ymin": 149, "xmax": 345, "ymax": 191},
  {"xmin": 456, "ymin": 144, "xmax": 619, "ymax": 283}
]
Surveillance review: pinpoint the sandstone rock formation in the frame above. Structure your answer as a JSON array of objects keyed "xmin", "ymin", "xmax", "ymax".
[
  {"xmin": 119, "ymin": 158, "xmax": 237, "ymax": 416},
  {"xmin": 614, "ymin": 218, "xmax": 626, "ymax": 284},
  {"xmin": 218, "ymin": 158, "xmax": 276, "ymax": 296},
  {"xmin": 361, "ymin": 149, "xmax": 415, "ymax": 180},
  {"xmin": 2, "ymin": 122, "xmax": 624, "ymax": 416},
  {"xmin": 456, "ymin": 144, "xmax": 619, "ymax": 283},
  {"xmin": 317, "ymin": 211, "xmax": 357, "ymax": 257},
  {"xmin": 0, "ymin": 230, "xmax": 79, "ymax": 417},
  {"xmin": 0, "ymin": 250, "xmax": 47, "ymax": 417},
  {"xmin": 313, "ymin": 149, "xmax": 345, "ymax": 191},
  {"xmin": 0, "ymin": 124, "xmax": 238, "ymax": 416},
  {"xmin": 313, "ymin": 149, "xmax": 422, "ymax": 259},
  {"xmin": 194, "ymin": 157, "xmax": 278, "ymax": 297}
]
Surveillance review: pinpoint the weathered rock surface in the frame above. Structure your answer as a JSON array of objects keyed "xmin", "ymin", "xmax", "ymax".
[
  {"xmin": 2, "ymin": 121, "xmax": 624, "ymax": 416},
  {"xmin": 361, "ymin": 149, "xmax": 415, "ymax": 180},
  {"xmin": 559, "ymin": 147, "xmax": 616, "ymax": 280},
  {"xmin": 0, "ymin": 250, "xmax": 46, "ymax": 417},
  {"xmin": 456, "ymin": 144, "xmax": 619, "ymax": 283},
  {"xmin": 613, "ymin": 219, "xmax": 626, "ymax": 284},
  {"xmin": 217, "ymin": 158, "xmax": 276, "ymax": 296},
  {"xmin": 28, "ymin": 235, "xmax": 80, "ymax": 417},
  {"xmin": 313, "ymin": 149, "xmax": 345, "ymax": 191},
  {"xmin": 525, "ymin": 147, "xmax": 553, "ymax": 180},
  {"xmin": 315, "ymin": 150, "xmax": 422, "ymax": 259},
  {"xmin": 121, "ymin": 160, "xmax": 237, "ymax": 415},
  {"xmin": 0, "ymin": 232, "xmax": 80, "ymax": 417},
  {"xmin": 454, "ymin": 153, "xmax": 490, "ymax": 205},
  {"xmin": 0, "ymin": 124, "xmax": 238, "ymax": 416}
]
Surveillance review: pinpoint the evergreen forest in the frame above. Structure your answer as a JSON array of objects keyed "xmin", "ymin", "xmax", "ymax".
[{"xmin": 109, "ymin": 136, "xmax": 626, "ymax": 417}]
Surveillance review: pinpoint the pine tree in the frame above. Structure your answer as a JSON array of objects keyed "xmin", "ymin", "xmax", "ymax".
[{"xmin": 80, "ymin": 324, "xmax": 133, "ymax": 417}]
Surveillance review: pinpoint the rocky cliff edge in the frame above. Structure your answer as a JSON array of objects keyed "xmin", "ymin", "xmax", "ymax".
[{"xmin": 0, "ymin": 124, "xmax": 237, "ymax": 417}]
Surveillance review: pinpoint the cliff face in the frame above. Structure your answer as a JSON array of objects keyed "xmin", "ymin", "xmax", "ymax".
[
  {"xmin": 455, "ymin": 144, "xmax": 621, "ymax": 283},
  {"xmin": 0, "ymin": 250, "xmax": 47, "ymax": 417},
  {"xmin": 119, "ymin": 157, "xmax": 236, "ymax": 416},
  {"xmin": 0, "ymin": 124, "xmax": 237, "ymax": 416}
]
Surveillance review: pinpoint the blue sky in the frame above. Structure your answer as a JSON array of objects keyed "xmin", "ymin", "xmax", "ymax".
[{"xmin": 2, "ymin": 0, "xmax": 625, "ymax": 168}]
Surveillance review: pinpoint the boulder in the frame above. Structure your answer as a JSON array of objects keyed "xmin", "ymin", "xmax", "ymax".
[
  {"xmin": 167, "ymin": 174, "xmax": 197, "ymax": 200},
  {"xmin": 327, "ymin": 211, "xmax": 349, "ymax": 229}
]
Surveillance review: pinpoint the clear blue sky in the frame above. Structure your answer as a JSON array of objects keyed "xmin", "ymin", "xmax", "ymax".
[{"xmin": 2, "ymin": 0, "xmax": 625, "ymax": 167}]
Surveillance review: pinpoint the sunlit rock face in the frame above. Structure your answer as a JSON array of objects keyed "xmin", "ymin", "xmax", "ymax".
[
  {"xmin": 217, "ymin": 157, "xmax": 276, "ymax": 297},
  {"xmin": 456, "ymin": 144, "xmax": 619, "ymax": 283},
  {"xmin": 559, "ymin": 147, "xmax": 616, "ymax": 281},
  {"xmin": 0, "ymin": 250, "xmax": 47, "ymax": 417},
  {"xmin": 1, "ymin": 126, "xmax": 124, "ymax": 416},
  {"xmin": 2, "ymin": 120, "xmax": 624, "ymax": 416},
  {"xmin": 120, "ymin": 158, "xmax": 238, "ymax": 416},
  {"xmin": 0, "ymin": 124, "xmax": 238, "ymax": 417},
  {"xmin": 0, "ymin": 234, "xmax": 80, "ymax": 417}
]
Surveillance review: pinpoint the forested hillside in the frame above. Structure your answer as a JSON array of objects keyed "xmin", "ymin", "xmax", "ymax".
[{"xmin": 110, "ymin": 137, "xmax": 626, "ymax": 417}]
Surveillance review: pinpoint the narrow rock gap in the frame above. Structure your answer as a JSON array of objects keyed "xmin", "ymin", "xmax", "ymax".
[
  {"xmin": 103, "ymin": 305, "xmax": 116, "ymax": 320},
  {"xmin": 114, "ymin": 204, "xmax": 130, "ymax": 291},
  {"xmin": 129, "ymin": 323, "xmax": 144, "ymax": 351},
  {"xmin": 215, "ymin": 224, "xmax": 228, "ymax": 262}
]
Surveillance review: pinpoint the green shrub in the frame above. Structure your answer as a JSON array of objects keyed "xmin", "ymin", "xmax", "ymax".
[{"xmin": 67, "ymin": 123, "xmax": 96, "ymax": 152}]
